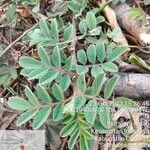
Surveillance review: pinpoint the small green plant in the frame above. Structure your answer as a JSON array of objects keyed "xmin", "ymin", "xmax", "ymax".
[{"xmin": 7, "ymin": 1, "xmax": 139, "ymax": 149}]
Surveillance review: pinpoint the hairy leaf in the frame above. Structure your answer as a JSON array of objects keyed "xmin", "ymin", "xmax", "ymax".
[
  {"xmin": 64, "ymin": 25, "xmax": 73, "ymax": 41},
  {"xmin": 52, "ymin": 46, "xmax": 61, "ymax": 67},
  {"xmin": 19, "ymin": 56, "xmax": 41, "ymax": 69},
  {"xmin": 39, "ymin": 17, "xmax": 51, "ymax": 37},
  {"xmin": 51, "ymin": 18, "xmax": 59, "ymax": 40},
  {"xmin": 38, "ymin": 47, "xmax": 51, "ymax": 65},
  {"xmin": 76, "ymin": 65, "xmax": 89, "ymax": 75},
  {"xmin": 33, "ymin": 106, "xmax": 51, "ymax": 129},
  {"xmin": 53, "ymin": 104, "xmax": 64, "ymax": 121},
  {"xmin": 85, "ymin": 100, "xmax": 97, "ymax": 124},
  {"xmin": 8, "ymin": 97, "xmax": 32, "ymax": 110},
  {"xmin": 99, "ymin": 104, "xmax": 111, "ymax": 129},
  {"xmin": 87, "ymin": 44, "xmax": 96, "ymax": 64},
  {"xmin": 91, "ymin": 66, "xmax": 104, "ymax": 78},
  {"xmin": 60, "ymin": 121, "xmax": 78, "ymax": 137},
  {"xmin": 92, "ymin": 73, "xmax": 105, "ymax": 96},
  {"xmin": 86, "ymin": 12, "xmax": 97, "ymax": 30},
  {"xmin": 39, "ymin": 70, "xmax": 59, "ymax": 85},
  {"xmin": 52, "ymin": 83, "xmax": 64, "ymax": 101},
  {"xmin": 25, "ymin": 86, "xmax": 39, "ymax": 106},
  {"xmin": 96, "ymin": 42, "xmax": 105, "ymax": 63},
  {"xmin": 17, "ymin": 108, "xmax": 39, "ymax": 126},
  {"xmin": 108, "ymin": 46, "xmax": 128, "ymax": 62},
  {"xmin": 101, "ymin": 62, "xmax": 118, "ymax": 72},
  {"xmin": 77, "ymin": 75, "xmax": 86, "ymax": 93},
  {"xmin": 59, "ymin": 75, "xmax": 71, "ymax": 92},
  {"xmin": 36, "ymin": 84, "xmax": 52, "ymax": 104},
  {"xmin": 68, "ymin": 129, "xmax": 80, "ymax": 149},
  {"xmin": 77, "ymin": 50, "xmax": 87, "ymax": 65},
  {"xmin": 104, "ymin": 76, "xmax": 119, "ymax": 99},
  {"xmin": 79, "ymin": 19, "xmax": 87, "ymax": 34}
]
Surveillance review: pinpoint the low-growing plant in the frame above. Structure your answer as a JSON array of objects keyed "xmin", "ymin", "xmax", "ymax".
[{"xmin": 6, "ymin": 0, "xmax": 140, "ymax": 149}]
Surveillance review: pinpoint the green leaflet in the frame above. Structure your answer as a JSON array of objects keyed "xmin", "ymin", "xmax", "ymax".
[
  {"xmin": 8, "ymin": 97, "xmax": 32, "ymax": 110},
  {"xmin": 68, "ymin": 129, "xmax": 80, "ymax": 149},
  {"xmin": 89, "ymin": 27, "xmax": 101, "ymax": 36},
  {"xmin": 17, "ymin": 108, "xmax": 39, "ymax": 126},
  {"xmin": 20, "ymin": 69, "xmax": 33, "ymax": 77},
  {"xmin": 86, "ymin": 12, "xmax": 97, "ymax": 30},
  {"xmin": 61, "ymin": 114, "xmax": 75, "ymax": 124},
  {"xmin": 25, "ymin": 86, "xmax": 39, "ymax": 106},
  {"xmin": 104, "ymin": 76, "xmax": 119, "ymax": 99},
  {"xmin": 81, "ymin": 129, "xmax": 94, "ymax": 140},
  {"xmin": 87, "ymin": 44, "xmax": 96, "ymax": 64},
  {"xmin": 91, "ymin": 66, "xmax": 104, "ymax": 78},
  {"xmin": 108, "ymin": 46, "xmax": 128, "ymax": 62},
  {"xmin": 60, "ymin": 121, "xmax": 78, "ymax": 137},
  {"xmin": 84, "ymin": 100, "xmax": 97, "ymax": 124},
  {"xmin": 63, "ymin": 24, "xmax": 74, "ymax": 41},
  {"xmin": 52, "ymin": 83, "xmax": 64, "ymax": 101},
  {"xmin": 97, "ymin": 16, "xmax": 105, "ymax": 23},
  {"xmin": 79, "ymin": 135, "xmax": 90, "ymax": 150},
  {"xmin": 79, "ymin": 19, "xmax": 87, "ymax": 34},
  {"xmin": 94, "ymin": 120, "xmax": 109, "ymax": 133},
  {"xmin": 92, "ymin": 73, "xmax": 105, "ymax": 96},
  {"xmin": 78, "ymin": 119, "xmax": 91, "ymax": 129},
  {"xmin": 101, "ymin": 62, "xmax": 118, "ymax": 72},
  {"xmin": 52, "ymin": 46, "xmax": 61, "ymax": 67},
  {"xmin": 39, "ymin": 70, "xmax": 59, "ymax": 85},
  {"xmin": 96, "ymin": 42, "xmax": 105, "ymax": 63},
  {"xmin": 33, "ymin": 106, "xmax": 51, "ymax": 129},
  {"xmin": 28, "ymin": 67, "xmax": 48, "ymax": 80},
  {"xmin": 19, "ymin": 56, "xmax": 41, "ymax": 69},
  {"xmin": 114, "ymin": 97, "xmax": 139, "ymax": 109},
  {"xmin": 74, "ymin": 96, "xmax": 86, "ymax": 110},
  {"xmin": 107, "ymin": 27, "xmax": 122, "ymax": 42},
  {"xmin": 39, "ymin": 17, "xmax": 51, "ymax": 37},
  {"xmin": 67, "ymin": 1, "xmax": 81, "ymax": 13},
  {"xmin": 59, "ymin": 75, "xmax": 71, "ymax": 92},
  {"xmin": 99, "ymin": 104, "xmax": 111, "ymax": 129},
  {"xmin": 65, "ymin": 56, "xmax": 74, "ymax": 71},
  {"xmin": 36, "ymin": 84, "xmax": 52, "ymax": 104},
  {"xmin": 38, "ymin": 47, "xmax": 51, "ymax": 65},
  {"xmin": 56, "ymin": 16, "xmax": 64, "ymax": 28},
  {"xmin": 51, "ymin": 18, "xmax": 59, "ymax": 40},
  {"xmin": 77, "ymin": 75, "xmax": 86, "ymax": 93},
  {"xmin": 76, "ymin": 65, "xmax": 89, "ymax": 75},
  {"xmin": 53, "ymin": 104, "xmax": 64, "ymax": 121},
  {"xmin": 77, "ymin": 50, "xmax": 87, "ymax": 65}
]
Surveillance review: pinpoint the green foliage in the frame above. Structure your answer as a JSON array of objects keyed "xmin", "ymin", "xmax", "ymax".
[
  {"xmin": 6, "ymin": 3, "xmax": 131, "ymax": 149},
  {"xmin": 67, "ymin": 0, "xmax": 88, "ymax": 14},
  {"xmin": 104, "ymin": 76, "xmax": 119, "ymax": 99},
  {"xmin": 63, "ymin": 25, "xmax": 74, "ymax": 41},
  {"xmin": 8, "ymin": 85, "xmax": 52, "ymax": 129},
  {"xmin": 86, "ymin": 12, "xmax": 97, "ymax": 30},
  {"xmin": 92, "ymin": 73, "xmax": 105, "ymax": 96},
  {"xmin": 85, "ymin": 100, "xmax": 97, "ymax": 124},
  {"xmin": 107, "ymin": 27, "xmax": 122, "ymax": 42},
  {"xmin": 52, "ymin": 83, "xmax": 64, "ymax": 101},
  {"xmin": 99, "ymin": 104, "xmax": 111, "ymax": 129}
]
